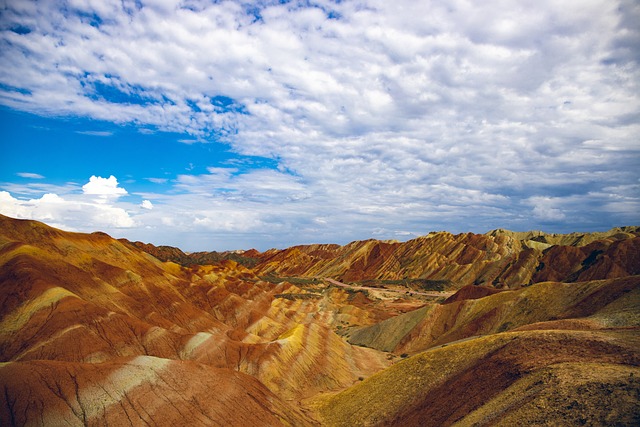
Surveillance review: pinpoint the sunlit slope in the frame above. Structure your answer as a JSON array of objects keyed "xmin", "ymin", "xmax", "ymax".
[
  {"xmin": 252, "ymin": 228, "xmax": 639, "ymax": 288},
  {"xmin": 315, "ymin": 329, "xmax": 640, "ymax": 426},
  {"xmin": 344, "ymin": 276, "xmax": 640, "ymax": 354},
  {"xmin": 0, "ymin": 356, "xmax": 312, "ymax": 426},
  {"xmin": 0, "ymin": 226, "xmax": 226, "ymax": 363},
  {"xmin": 0, "ymin": 215, "xmax": 391, "ymax": 424}
]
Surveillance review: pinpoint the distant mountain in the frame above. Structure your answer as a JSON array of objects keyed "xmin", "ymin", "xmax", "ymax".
[
  {"xmin": 251, "ymin": 227, "xmax": 640, "ymax": 288},
  {"xmin": 1, "ymin": 214, "xmax": 638, "ymax": 426},
  {"xmin": 126, "ymin": 227, "xmax": 640, "ymax": 290},
  {"xmin": 120, "ymin": 238, "xmax": 262, "ymax": 268}
]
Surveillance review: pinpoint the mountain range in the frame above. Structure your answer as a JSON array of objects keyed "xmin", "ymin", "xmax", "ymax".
[
  {"xmin": 125, "ymin": 226, "xmax": 640, "ymax": 288},
  {"xmin": 1, "ymin": 213, "xmax": 638, "ymax": 426}
]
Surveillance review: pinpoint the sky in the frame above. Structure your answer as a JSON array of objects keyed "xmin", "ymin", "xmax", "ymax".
[{"xmin": 0, "ymin": 0, "xmax": 639, "ymax": 251}]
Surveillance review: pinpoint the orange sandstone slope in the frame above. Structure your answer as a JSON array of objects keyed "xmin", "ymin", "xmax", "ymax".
[
  {"xmin": 0, "ymin": 214, "xmax": 393, "ymax": 425},
  {"xmin": 251, "ymin": 228, "xmax": 640, "ymax": 288},
  {"xmin": 0, "ymin": 357, "xmax": 307, "ymax": 426}
]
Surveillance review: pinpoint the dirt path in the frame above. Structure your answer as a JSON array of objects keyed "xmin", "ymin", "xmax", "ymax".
[{"xmin": 324, "ymin": 278, "xmax": 454, "ymax": 298}]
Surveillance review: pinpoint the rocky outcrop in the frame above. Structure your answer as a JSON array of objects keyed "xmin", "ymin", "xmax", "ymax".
[
  {"xmin": 533, "ymin": 236, "xmax": 640, "ymax": 282},
  {"xmin": 443, "ymin": 284, "xmax": 505, "ymax": 303},
  {"xmin": 0, "ymin": 357, "xmax": 310, "ymax": 426},
  {"xmin": 126, "ymin": 227, "xmax": 640, "ymax": 290}
]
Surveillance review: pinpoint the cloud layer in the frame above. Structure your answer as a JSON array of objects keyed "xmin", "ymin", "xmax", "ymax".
[{"xmin": 1, "ymin": 0, "xmax": 639, "ymax": 250}]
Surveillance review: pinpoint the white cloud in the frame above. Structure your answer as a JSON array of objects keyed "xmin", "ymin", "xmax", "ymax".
[
  {"xmin": 75, "ymin": 130, "xmax": 113, "ymax": 136},
  {"xmin": 0, "ymin": 191, "xmax": 30, "ymax": 219},
  {"xmin": 16, "ymin": 172, "xmax": 44, "ymax": 179},
  {"xmin": 82, "ymin": 175, "xmax": 128, "ymax": 199},
  {"xmin": 531, "ymin": 204, "xmax": 567, "ymax": 222},
  {"xmin": 0, "ymin": 0, "xmax": 638, "ymax": 249},
  {"xmin": 146, "ymin": 177, "xmax": 168, "ymax": 184},
  {"xmin": 0, "ymin": 177, "xmax": 136, "ymax": 231},
  {"xmin": 140, "ymin": 199, "xmax": 153, "ymax": 210}
]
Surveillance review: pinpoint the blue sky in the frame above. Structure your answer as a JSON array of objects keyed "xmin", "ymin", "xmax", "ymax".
[{"xmin": 1, "ymin": 0, "xmax": 639, "ymax": 251}]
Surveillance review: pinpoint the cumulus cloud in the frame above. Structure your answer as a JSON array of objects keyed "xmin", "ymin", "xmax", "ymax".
[
  {"xmin": 0, "ymin": 177, "xmax": 136, "ymax": 231},
  {"xmin": 140, "ymin": 199, "xmax": 153, "ymax": 210},
  {"xmin": 0, "ymin": 0, "xmax": 638, "ymax": 249},
  {"xmin": 0, "ymin": 191, "xmax": 30, "ymax": 219},
  {"xmin": 82, "ymin": 175, "xmax": 128, "ymax": 199}
]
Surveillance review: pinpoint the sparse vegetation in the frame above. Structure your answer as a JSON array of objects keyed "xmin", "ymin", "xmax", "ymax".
[{"xmin": 497, "ymin": 321, "xmax": 513, "ymax": 332}]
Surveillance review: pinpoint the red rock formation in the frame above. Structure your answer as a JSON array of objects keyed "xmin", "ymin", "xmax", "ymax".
[
  {"xmin": 347, "ymin": 275, "xmax": 640, "ymax": 355},
  {"xmin": 317, "ymin": 329, "xmax": 640, "ymax": 426}
]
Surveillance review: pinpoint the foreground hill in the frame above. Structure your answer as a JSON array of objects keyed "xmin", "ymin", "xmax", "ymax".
[
  {"xmin": 314, "ymin": 329, "xmax": 639, "ymax": 426},
  {"xmin": 1, "ymin": 214, "xmax": 639, "ymax": 426},
  {"xmin": 0, "ymin": 215, "xmax": 389, "ymax": 425}
]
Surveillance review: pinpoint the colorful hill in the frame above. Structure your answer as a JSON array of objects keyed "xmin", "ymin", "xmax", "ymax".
[{"xmin": 1, "ymin": 214, "xmax": 638, "ymax": 425}]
